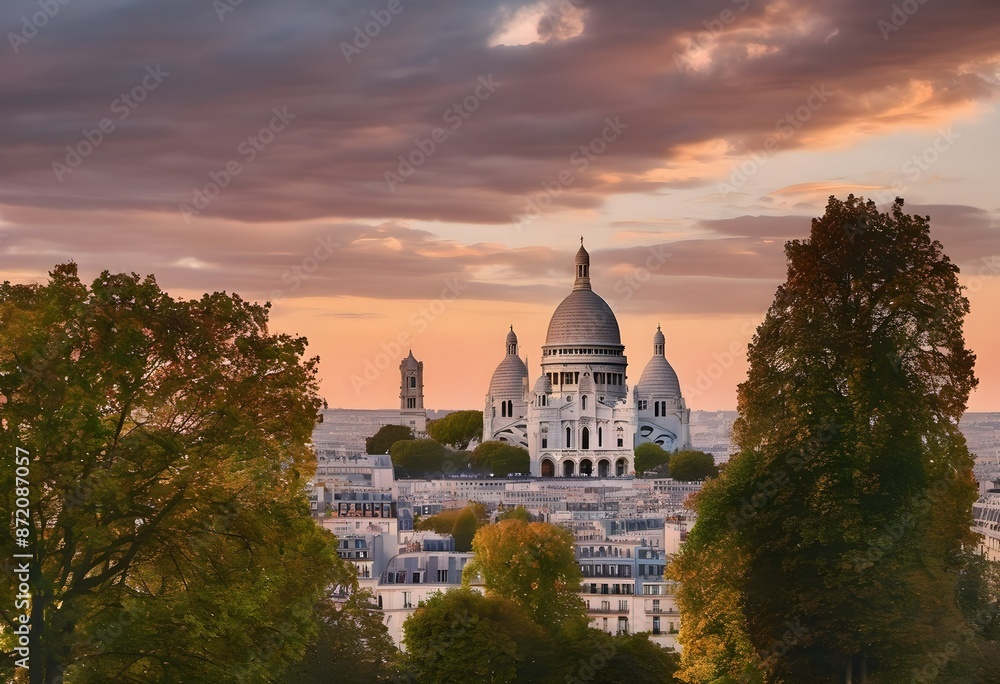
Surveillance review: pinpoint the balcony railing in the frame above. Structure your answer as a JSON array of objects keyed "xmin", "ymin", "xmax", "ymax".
[
  {"xmin": 645, "ymin": 608, "xmax": 681, "ymax": 615},
  {"xmin": 587, "ymin": 607, "xmax": 630, "ymax": 614}
]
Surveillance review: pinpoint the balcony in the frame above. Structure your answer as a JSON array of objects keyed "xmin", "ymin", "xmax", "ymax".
[
  {"xmin": 645, "ymin": 608, "xmax": 680, "ymax": 616},
  {"xmin": 587, "ymin": 606, "xmax": 630, "ymax": 614}
]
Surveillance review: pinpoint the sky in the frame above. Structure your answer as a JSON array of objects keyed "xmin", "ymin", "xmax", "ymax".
[{"xmin": 1, "ymin": 0, "xmax": 998, "ymax": 412}]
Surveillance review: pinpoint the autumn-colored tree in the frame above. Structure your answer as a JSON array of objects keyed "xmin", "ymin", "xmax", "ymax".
[
  {"xmin": 427, "ymin": 410, "xmax": 483, "ymax": 450},
  {"xmin": 0, "ymin": 264, "xmax": 340, "ymax": 684},
  {"xmin": 496, "ymin": 505, "xmax": 533, "ymax": 523},
  {"xmin": 672, "ymin": 197, "xmax": 980, "ymax": 683},
  {"xmin": 464, "ymin": 520, "xmax": 586, "ymax": 630},
  {"xmin": 634, "ymin": 442, "xmax": 670, "ymax": 476}
]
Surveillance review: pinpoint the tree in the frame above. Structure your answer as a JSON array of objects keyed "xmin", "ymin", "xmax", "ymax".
[
  {"xmin": 365, "ymin": 424, "xmax": 413, "ymax": 455},
  {"xmin": 282, "ymin": 590, "xmax": 401, "ymax": 683},
  {"xmin": 0, "ymin": 264, "xmax": 340, "ymax": 684},
  {"xmin": 634, "ymin": 442, "xmax": 671, "ymax": 476},
  {"xmin": 473, "ymin": 440, "xmax": 530, "ymax": 476},
  {"xmin": 414, "ymin": 503, "xmax": 487, "ymax": 551},
  {"xmin": 464, "ymin": 520, "xmax": 586, "ymax": 630},
  {"xmin": 451, "ymin": 506, "xmax": 479, "ymax": 552},
  {"xmin": 428, "ymin": 410, "xmax": 483, "ymax": 450},
  {"xmin": 672, "ymin": 196, "xmax": 980, "ymax": 683},
  {"xmin": 402, "ymin": 588, "xmax": 549, "ymax": 684},
  {"xmin": 668, "ymin": 450, "xmax": 717, "ymax": 481},
  {"xmin": 496, "ymin": 505, "xmax": 533, "ymax": 523},
  {"xmin": 389, "ymin": 438, "xmax": 451, "ymax": 475}
]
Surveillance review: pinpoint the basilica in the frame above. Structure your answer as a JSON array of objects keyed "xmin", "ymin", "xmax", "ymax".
[{"xmin": 483, "ymin": 240, "xmax": 691, "ymax": 477}]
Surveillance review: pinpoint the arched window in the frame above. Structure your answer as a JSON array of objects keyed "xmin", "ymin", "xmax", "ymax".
[
  {"xmin": 582, "ymin": 395, "xmax": 588, "ymax": 410},
  {"xmin": 566, "ymin": 426, "xmax": 572, "ymax": 448},
  {"xmin": 501, "ymin": 402, "xmax": 507, "ymax": 418},
  {"xmin": 654, "ymin": 402, "xmax": 660, "ymax": 417},
  {"xmin": 598, "ymin": 427, "xmax": 603, "ymax": 447},
  {"xmin": 582, "ymin": 427, "xmax": 590, "ymax": 450}
]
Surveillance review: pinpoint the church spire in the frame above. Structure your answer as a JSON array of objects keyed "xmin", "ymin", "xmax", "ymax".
[{"xmin": 574, "ymin": 238, "xmax": 591, "ymax": 291}]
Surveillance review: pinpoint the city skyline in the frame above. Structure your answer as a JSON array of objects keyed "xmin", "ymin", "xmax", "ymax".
[{"xmin": 2, "ymin": 0, "xmax": 999, "ymax": 411}]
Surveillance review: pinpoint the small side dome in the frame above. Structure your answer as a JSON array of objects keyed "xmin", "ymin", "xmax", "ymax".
[
  {"xmin": 533, "ymin": 374, "xmax": 553, "ymax": 394},
  {"xmin": 578, "ymin": 371, "xmax": 595, "ymax": 393}
]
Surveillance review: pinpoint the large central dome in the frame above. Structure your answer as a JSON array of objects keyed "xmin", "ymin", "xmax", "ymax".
[
  {"xmin": 545, "ymin": 289, "xmax": 622, "ymax": 346},
  {"xmin": 544, "ymin": 240, "xmax": 622, "ymax": 346}
]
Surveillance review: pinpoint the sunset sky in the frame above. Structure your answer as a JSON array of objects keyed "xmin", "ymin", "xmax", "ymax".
[{"xmin": 2, "ymin": 0, "xmax": 998, "ymax": 411}]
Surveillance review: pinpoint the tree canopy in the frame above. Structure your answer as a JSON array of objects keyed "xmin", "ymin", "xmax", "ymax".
[
  {"xmin": 634, "ymin": 442, "xmax": 671, "ymax": 476},
  {"xmin": 282, "ymin": 590, "xmax": 400, "ymax": 684},
  {"xmin": 472, "ymin": 440, "xmax": 530, "ymax": 476},
  {"xmin": 0, "ymin": 264, "xmax": 340, "ymax": 684},
  {"xmin": 427, "ymin": 410, "xmax": 483, "ymax": 450},
  {"xmin": 464, "ymin": 519, "xmax": 585, "ymax": 629},
  {"xmin": 402, "ymin": 588, "xmax": 548, "ymax": 684},
  {"xmin": 365, "ymin": 423, "xmax": 413, "ymax": 455},
  {"xmin": 667, "ymin": 450, "xmax": 717, "ymax": 481},
  {"xmin": 671, "ymin": 197, "xmax": 983, "ymax": 683},
  {"xmin": 389, "ymin": 438, "xmax": 453, "ymax": 475}
]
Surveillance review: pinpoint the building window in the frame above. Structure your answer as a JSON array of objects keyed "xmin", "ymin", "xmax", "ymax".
[
  {"xmin": 409, "ymin": 376, "xmax": 416, "ymax": 388},
  {"xmin": 582, "ymin": 427, "xmax": 590, "ymax": 450},
  {"xmin": 566, "ymin": 426, "xmax": 572, "ymax": 448},
  {"xmin": 652, "ymin": 617, "xmax": 660, "ymax": 634},
  {"xmin": 541, "ymin": 438, "xmax": 547, "ymax": 448},
  {"xmin": 437, "ymin": 569, "xmax": 449, "ymax": 582},
  {"xmin": 581, "ymin": 395, "xmax": 588, "ymax": 410},
  {"xmin": 598, "ymin": 427, "xmax": 602, "ymax": 447}
]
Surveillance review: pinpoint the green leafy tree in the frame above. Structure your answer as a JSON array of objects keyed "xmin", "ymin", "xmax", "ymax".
[
  {"xmin": 668, "ymin": 450, "xmax": 717, "ymax": 481},
  {"xmin": 554, "ymin": 627, "xmax": 682, "ymax": 683},
  {"xmin": 365, "ymin": 424, "xmax": 413, "ymax": 455},
  {"xmin": 282, "ymin": 590, "xmax": 401, "ymax": 683},
  {"xmin": 473, "ymin": 440, "xmax": 530, "ymax": 476},
  {"xmin": 402, "ymin": 588, "xmax": 549, "ymax": 684},
  {"xmin": 414, "ymin": 503, "xmax": 486, "ymax": 551},
  {"xmin": 672, "ymin": 196, "xmax": 980, "ymax": 683},
  {"xmin": 464, "ymin": 520, "xmax": 586, "ymax": 630},
  {"xmin": 0, "ymin": 264, "xmax": 340, "ymax": 684},
  {"xmin": 496, "ymin": 505, "xmax": 533, "ymax": 523},
  {"xmin": 634, "ymin": 442, "xmax": 671, "ymax": 476},
  {"xmin": 428, "ymin": 410, "xmax": 483, "ymax": 450},
  {"xmin": 389, "ymin": 438, "xmax": 451, "ymax": 475}
]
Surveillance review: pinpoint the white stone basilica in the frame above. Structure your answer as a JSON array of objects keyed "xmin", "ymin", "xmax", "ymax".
[{"xmin": 483, "ymin": 240, "xmax": 691, "ymax": 477}]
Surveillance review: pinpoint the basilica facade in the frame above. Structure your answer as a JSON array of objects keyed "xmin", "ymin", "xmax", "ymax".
[{"xmin": 483, "ymin": 241, "xmax": 691, "ymax": 477}]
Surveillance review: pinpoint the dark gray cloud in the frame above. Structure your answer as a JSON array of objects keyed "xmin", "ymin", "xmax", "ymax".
[{"xmin": 1, "ymin": 0, "xmax": 998, "ymax": 226}]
